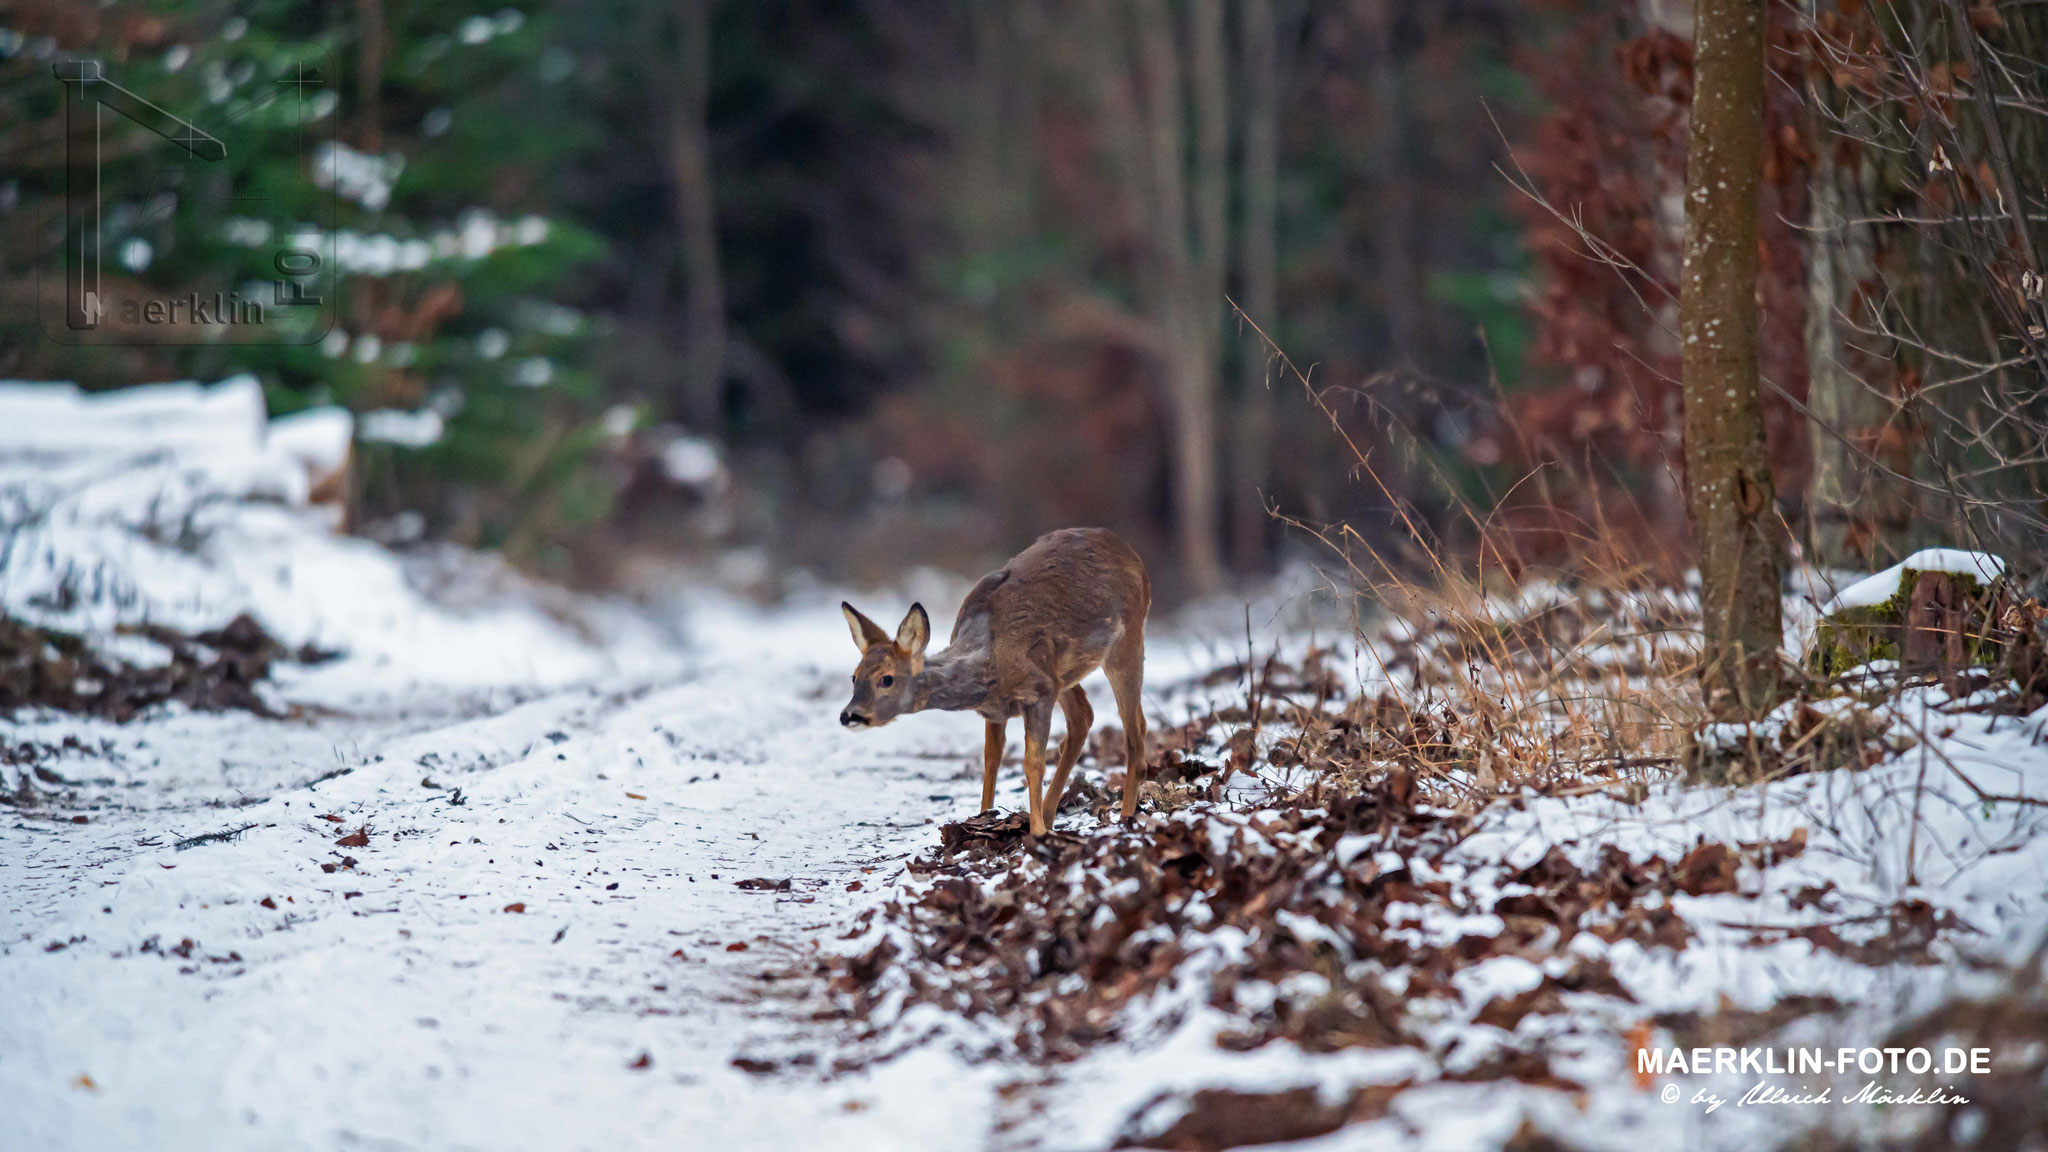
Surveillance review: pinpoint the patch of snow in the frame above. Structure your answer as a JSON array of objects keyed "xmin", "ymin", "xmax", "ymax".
[
  {"xmin": 266, "ymin": 406, "xmax": 354, "ymax": 477},
  {"xmin": 662, "ymin": 434, "xmax": 724, "ymax": 488},
  {"xmin": 312, "ymin": 140, "xmax": 405, "ymax": 211},
  {"xmin": 357, "ymin": 407, "xmax": 445, "ymax": 447},
  {"xmin": 1822, "ymin": 548, "xmax": 2007, "ymax": 614},
  {"xmin": 0, "ymin": 379, "xmax": 669, "ymax": 690}
]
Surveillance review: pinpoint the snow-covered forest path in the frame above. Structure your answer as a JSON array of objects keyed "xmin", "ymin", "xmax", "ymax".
[
  {"xmin": 13, "ymin": 383, "xmax": 2048, "ymax": 1152},
  {"xmin": 3, "ymin": 604, "xmax": 1021, "ymax": 1151}
]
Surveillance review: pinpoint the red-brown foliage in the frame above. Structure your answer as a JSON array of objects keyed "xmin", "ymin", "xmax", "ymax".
[{"xmin": 1505, "ymin": 0, "xmax": 1815, "ymax": 562}]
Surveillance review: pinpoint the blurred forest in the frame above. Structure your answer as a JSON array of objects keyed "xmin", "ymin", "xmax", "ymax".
[{"xmin": 2, "ymin": 0, "xmax": 2043, "ymax": 597}]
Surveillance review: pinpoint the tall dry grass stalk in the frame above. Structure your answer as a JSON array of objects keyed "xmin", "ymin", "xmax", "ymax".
[{"xmin": 1230, "ymin": 303, "xmax": 1713, "ymax": 807}]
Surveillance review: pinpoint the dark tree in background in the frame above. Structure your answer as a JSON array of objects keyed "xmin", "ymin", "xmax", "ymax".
[
  {"xmin": 1230, "ymin": 0, "xmax": 1279, "ymax": 574},
  {"xmin": 666, "ymin": 0, "xmax": 723, "ymax": 431}
]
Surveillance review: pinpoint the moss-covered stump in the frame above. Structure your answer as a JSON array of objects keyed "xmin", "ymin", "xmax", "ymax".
[{"xmin": 1807, "ymin": 552, "xmax": 2006, "ymax": 677}]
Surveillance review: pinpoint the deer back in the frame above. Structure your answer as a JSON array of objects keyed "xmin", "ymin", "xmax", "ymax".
[{"xmin": 950, "ymin": 528, "xmax": 1149, "ymax": 707}]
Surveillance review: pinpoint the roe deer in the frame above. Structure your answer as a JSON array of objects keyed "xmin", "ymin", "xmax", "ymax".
[{"xmin": 838, "ymin": 527, "xmax": 1150, "ymax": 835}]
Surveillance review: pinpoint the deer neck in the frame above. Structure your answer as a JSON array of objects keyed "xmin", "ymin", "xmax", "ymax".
[{"xmin": 911, "ymin": 642, "xmax": 994, "ymax": 715}]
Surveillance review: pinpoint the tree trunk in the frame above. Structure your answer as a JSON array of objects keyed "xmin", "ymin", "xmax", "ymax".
[
  {"xmin": 1133, "ymin": 0, "xmax": 1225, "ymax": 595},
  {"xmin": 669, "ymin": 0, "xmax": 725, "ymax": 430},
  {"xmin": 1802, "ymin": 151, "xmax": 1892, "ymax": 569},
  {"xmin": 1681, "ymin": 0, "xmax": 1784, "ymax": 718},
  {"xmin": 1231, "ymin": 0, "xmax": 1279, "ymax": 572},
  {"xmin": 1187, "ymin": 0, "xmax": 1228, "ymax": 591},
  {"xmin": 1356, "ymin": 0, "xmax": 1418, "ymax": 361},
  {"xmin": 1800, "ymin": 23, "xmax": 1898, "ymax": 571}
]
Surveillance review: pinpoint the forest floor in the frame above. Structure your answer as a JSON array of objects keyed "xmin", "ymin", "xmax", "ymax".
[{"xmin": 6, "ymin": 381, "xmax": 2048, "ymax": 1151}]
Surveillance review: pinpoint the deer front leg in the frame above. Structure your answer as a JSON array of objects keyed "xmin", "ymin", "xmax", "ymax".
[
  {"xmin": 981, "ymin": 719, "xmax": 1003, "ymax": 813},
  {"xmin": 1021, "ymin": 699, "xmax": 1054, "ymax": 836}
]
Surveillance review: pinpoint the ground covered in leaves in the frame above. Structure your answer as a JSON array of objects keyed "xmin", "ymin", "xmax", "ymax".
[{"xmin": 830, "ymin": 579, "xmax": 2048, "ymax": 1151}]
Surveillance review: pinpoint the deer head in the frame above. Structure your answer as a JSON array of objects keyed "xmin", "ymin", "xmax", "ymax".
[{"xmin": 839, "ymin": 601, "xmax": 929, "ymax": 729}]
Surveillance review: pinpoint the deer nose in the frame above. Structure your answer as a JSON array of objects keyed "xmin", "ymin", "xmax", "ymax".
[{"xmin": 840, "ymin": 709, "xmax": 867, "ymax": 728}]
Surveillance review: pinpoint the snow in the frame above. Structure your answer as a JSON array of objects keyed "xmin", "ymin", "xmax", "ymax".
[
  {"xmin": 233, "ymin": 214, "xmax": 552, "ymax": 274},
  {"xmin": 1, "ymin": 601, "xmax": 1013, "ymax": 1150},
  {"xmin": 7, "ymin": 381, "xmax": 2048, "ymax": 1149},
  {"xmin": 267, "ymin": 406, "xmax": 355, "ymax": 477},
  {"xmin": 0, "ymin": 379, "xmax": 669, "ymax": 686},
  {"xmin": 1821, "ymin": 548, "xmax": 2007, "ymax": 614},
  {"xmin": 833, "ymin": 677, "xmax": 2048, "ymax": 1152},
  {"xmin": 357, "ymin": 407, "xmax": 446, "ymax": 447},
  {"xmin": 660, "ymin": 434, "xmax": 724, "ymax": 488},
  {"xmin": 313, "ymin": 140, "xmax": 405, "ymax": 212},
  {"xmin": 1, "ymin": 380, "xmax": 1005, "ymax": 1148}
]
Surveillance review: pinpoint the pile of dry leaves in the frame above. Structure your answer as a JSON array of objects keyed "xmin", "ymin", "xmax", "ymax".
[
  {"xmin": 834, "ymin": 767, "xmax": 1806, "ymax": 1069},
  {"xmin": 0, "ymin": 612, "xmax": 331, "ymax": 722}
]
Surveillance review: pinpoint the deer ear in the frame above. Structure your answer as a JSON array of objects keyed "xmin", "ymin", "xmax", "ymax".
[
  {"xmin": 896, "ymin": 603, "xmax": 930, "ymax": 670},
  {"xmin": 842, "ymin": 602, "xmax": 890, "ymax": 653}
]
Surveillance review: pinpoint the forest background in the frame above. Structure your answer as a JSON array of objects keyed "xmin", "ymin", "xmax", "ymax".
[{"xmin": 4, "ymin": 0, "xmax": 2042, "ymax": 601}]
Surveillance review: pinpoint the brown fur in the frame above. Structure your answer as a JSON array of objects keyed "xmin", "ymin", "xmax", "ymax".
[{"xmin": 840, "ymin": 527, "xmax": 1150, "ymax": 834}]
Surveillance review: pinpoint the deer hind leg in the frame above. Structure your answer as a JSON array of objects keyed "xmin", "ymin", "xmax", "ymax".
[
  {"xmin": 1020, "ymin": 698, "xmax": 1055, "ymax": 836},
  {"xmin": 1106, "ymin": 633, "xmax": 1148, "ymax": 823},
  {"xmin": 981, "ymin": 719, "xmax": 1004, "ymax": 813},
  {"xmin": 1042, "ymin": 685, "xmax": 1093, "ymax": 820}
]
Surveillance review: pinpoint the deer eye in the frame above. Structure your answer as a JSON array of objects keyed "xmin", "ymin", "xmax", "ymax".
[{"xmin": 880, "ymin": 675, "xmax": 895, "ymax": 688}]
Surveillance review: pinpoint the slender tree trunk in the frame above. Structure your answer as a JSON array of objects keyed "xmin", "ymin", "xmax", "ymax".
[
  {"xmin": 1191, "ymin": 0, "xmax": 1228, "ymax": 322},
  {"xmin": 1801, "ymin": 18, "xmax": 1896, "ymax": 570},
  {"xmin": 1803, "ymin": 152, "xmax": 1891, "ymax": 568},
  {"xmin": 1187, "ymin": 0, "xmax": 1228, "ymax": 591},
  {"xmin": 1357, "ymin": 0, "xmax": 1418, "ymax": 360},
  {"xmin": 961, "ymin": 4, "xmax": 1034, "ymax": 252},
  {"xmin": 669, "ymin": 0, "xmax": 725, "ymax": 430},
  {"xmin": 1231, "ymin": 0, "xmax": 1279, "ymax": 572},
  {"xmin": 1133, "ymin": 0, "xmax": 1225, "ymax": 595},
  {"xmin": 1681, "ymin": 0, "xmax": 1784, "ymax": 718}
]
